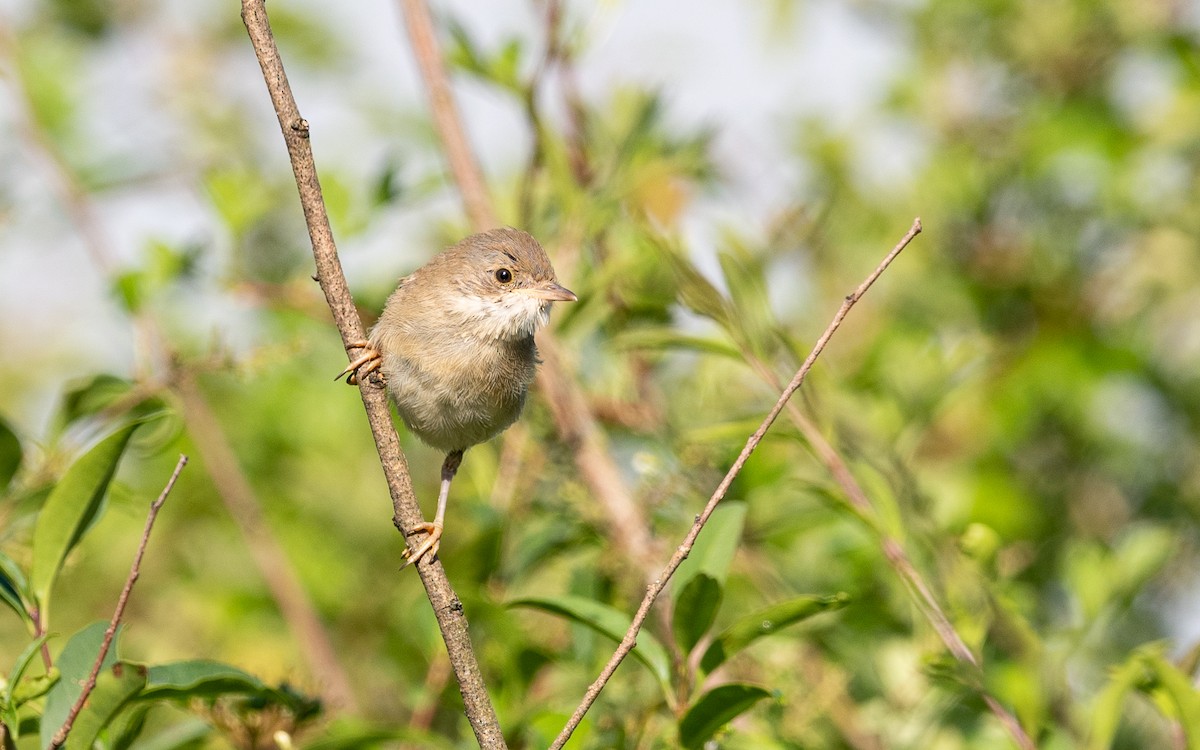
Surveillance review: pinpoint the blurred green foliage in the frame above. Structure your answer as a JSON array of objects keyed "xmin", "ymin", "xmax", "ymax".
[{"xmin": 2, "ymin": 0, "xmax": 1200, "ymax": 748}]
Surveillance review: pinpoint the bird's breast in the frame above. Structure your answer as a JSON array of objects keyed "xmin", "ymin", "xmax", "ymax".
[{"xmin": 373, "ymin": 329, "xmax": 539, "ymax": 452}]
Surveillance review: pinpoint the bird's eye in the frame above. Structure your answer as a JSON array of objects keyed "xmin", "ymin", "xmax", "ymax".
[{"xmin": 495, "ymin": 268, "xmax": 513, "ymax": 283}]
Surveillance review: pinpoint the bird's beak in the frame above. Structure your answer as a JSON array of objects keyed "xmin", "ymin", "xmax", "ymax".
[{"xmin": 524, "ymin": 282, "xmax": 578, "ymax": 302}]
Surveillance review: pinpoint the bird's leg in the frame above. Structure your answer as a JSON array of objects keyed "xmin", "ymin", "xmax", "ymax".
[
  {"xmin": 401, "ymin": 449, "xmax": 464, "ymax": 568},
  {"xmin": 336, "ymin": 340, "xmax": 382, "ymax": 384}
]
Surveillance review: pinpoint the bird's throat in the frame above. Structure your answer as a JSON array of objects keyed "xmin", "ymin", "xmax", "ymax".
[{"xmin": 448, "ymin": 292, "xmax": 550, "ymax": 341}]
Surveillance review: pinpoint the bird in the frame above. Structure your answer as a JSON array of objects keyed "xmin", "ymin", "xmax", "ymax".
[{"xmin": 337, "ymin": 227, "xmax": 576, "ymax": 567}]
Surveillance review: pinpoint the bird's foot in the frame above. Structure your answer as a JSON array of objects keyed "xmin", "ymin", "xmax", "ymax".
[
  {"xmin": 336, "ymin": 340, "xmax": 382, "ymax": 385},
  {"xmin": 400, "ymin": 521, "xmax": 443, "ymax": 569}
]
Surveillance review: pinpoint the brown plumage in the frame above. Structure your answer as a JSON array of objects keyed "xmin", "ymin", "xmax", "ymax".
[{"xmin": 339, "ymin": 228, "xmax": 576, "ymax": 566}]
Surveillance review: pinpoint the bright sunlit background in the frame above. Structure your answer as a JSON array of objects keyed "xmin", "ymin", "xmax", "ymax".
[{"xmin": 2, "ymin": 1, "xmax": 1200, "ymax": 748}]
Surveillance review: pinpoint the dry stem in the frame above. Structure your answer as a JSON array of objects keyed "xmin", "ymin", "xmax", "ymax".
[
  {"xmin": 240, "ymin": 2, "xmax": 505, "ymax": 747},
  {"xmin": 549, "ymin": 218, "xmax": 924, "ymax": 749},
  {"xmin": 48, "ymin": 455, "xmax": 188, "ymax": 750}
]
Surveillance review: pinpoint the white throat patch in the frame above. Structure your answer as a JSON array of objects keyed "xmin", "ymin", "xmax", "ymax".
[{"xmin": 449, "ymin": 290, "xmax": 551, "ymax": 340}]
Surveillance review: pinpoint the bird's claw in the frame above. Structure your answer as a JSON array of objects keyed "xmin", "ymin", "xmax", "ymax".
[
  {"xmin": 336, "ymin": 340, "xmax": 382, "ymax": 384},
  {"xmin": 400, "ymin": 522, "xmax": 444, "ymax": 569}
]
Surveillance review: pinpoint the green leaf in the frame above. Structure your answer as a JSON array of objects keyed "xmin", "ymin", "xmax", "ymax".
[
  {"xmin": 140, "ymin": 666, "xmax": 318, "ymax": 727},
  {"xmin": 14, "ymin": 30, "xmax": 80, "ymax": 141},
  {"xmin": 672, "ymin": 503, "xmax": 746, "ymax": 651},
  {"xmin": 660, "ymin": 240, "xmax": 734, "ymax": 329},
  {"xmin": 52, "ymin": 375, "xmax": 135, "ymax": 435},
  {"xmin": 10, "ymin": 671, "xmax": 57, "ymax": 707},
  {"xmin": 700, "ymin": 593, "xmax": 850, "ymax": 674},
  {"xmin": 673, "ymin": 574, "xmax": 722, "ymax": 655},
  {"xmin": 493, "ymin": 38, "xmax": 525, "ymax": 91},
  {"xmin": 371, "ymin": 155, "xmax": 405, "ymax": 207},
  {"xmin": 674, "ymin": 503, "xmax": 746, "ymax": 590},
  {"xmin": 0, "ymin": 633, "xmax": 50, "ymax": 739},
  {"xmin": 0, "ymin": 551, "xmax": 30, "ymax": 626},
  {"xmin": 0, "ymin": 416, "xmax": 21, "ymax": 494},
  {"xmin": 446, "ymin": 19, "xmax": 485, "ymax": 77},
  {"xmin": 46, "ymin": 0, "xmax": 113, "ymax": 37},
  {"xmin": 716, "ymin": 239, "xmax": 779, "ymax": 357},
  {"xmin": 509, "ymin": 595, "xmax": 672, "ymax": 695},
  {"xmin": 4, "ymin": 634, "xmax": 52, "ymax": 708},
  {"xmin": 1142, "ymin": 651, "xmax": 1200, "ymax": 746},
  {"xmin": 63, "ymin": 661, "xmax": 147, "ymax": 750},
  {"xmin": 678, "ymin": 683, "xmax": 772, "ymax": 749},
  {"xmin": 124, "ymin": 718, "xmax": 211, "ymax": 750},
  {"xmin": 30, "ymin": 424, "xmax": 138, "ymax": 624},
  {"xmin": 41, "ymin": 621, "xmax": 118, "ymax": 749},
  {"xmin": 105, "ymin": 704, "xmax": 150, "ymax": 750},
  {"xmin": 524, "ymin": 711, "xmax": 593, "ymax": 750},
  {"xmin": 113, "ymin": 270, "xmax": 147, "ymax": 314},
  {"xmin": 1087, "ymin": 644, "xmax": 1200, "ymax": 749},
  {"xmin": 140, "ymin": 660, "xmax": 267, "ymax": 700},
  {"xmin": 1112, "ymin": 524, "xmax": 1176, "ymax": 597}
]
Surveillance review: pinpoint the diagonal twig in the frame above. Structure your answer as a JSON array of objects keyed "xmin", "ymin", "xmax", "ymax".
[
  {"xmin": 239, "ymin": 2, "xmax": 506, "ymax": 747},
  {"xmin": 49, "ymin": 454, "xmax": 188, "ymax": 750},
  {"xmin": 549, "ymin": 218, "xmax": 924, "ymax": 749}
]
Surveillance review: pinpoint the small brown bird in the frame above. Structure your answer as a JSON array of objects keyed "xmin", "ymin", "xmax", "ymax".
[{"xmin": 338, "ymin": 228, "xmax": 576, "ymax": 566}]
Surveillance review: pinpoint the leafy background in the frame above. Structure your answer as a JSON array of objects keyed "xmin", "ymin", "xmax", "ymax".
[{"xmin": 2, "ymin": 0, "xmax": 1200, "ymax": 748}]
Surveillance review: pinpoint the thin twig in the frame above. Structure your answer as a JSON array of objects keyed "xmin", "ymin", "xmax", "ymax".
[
  {"xmin": 395, "ymin": 0, "xmax": 659, "ymax": 575},
  {"xmin": 30, "ymin": 608, "xmax": 51, "ymax": 672},
  {"xmin": 48, "ymin": 455, "xmax": 188, "ymax": 750},
  {"xmin": 239, "ymin": 3, "xmax": 506, "ymax": 747},
  {"xmin": 549, "ymin": 218, "xmax": 923, "ymax": 749}
]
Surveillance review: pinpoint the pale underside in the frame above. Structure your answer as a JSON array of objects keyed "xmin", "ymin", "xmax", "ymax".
[{"xmin": 369, "ymin": 285, "xmax": 548, "ymax": 452}]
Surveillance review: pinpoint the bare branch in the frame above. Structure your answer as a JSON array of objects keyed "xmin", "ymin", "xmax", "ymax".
[
  {"xmin": 549, "ymin": 218, "xmax": 923, "ymax": 749},
  {"xmin": 30, "ymin": 608, "xmax": 51, "ymax": 672},
  {"xmin": 239, "ymin": 2, "xmax": 505, "ymax": 747},
  {"xmin": 49, "ymin": 455, "xmax": 188, "ymax": 750}
]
